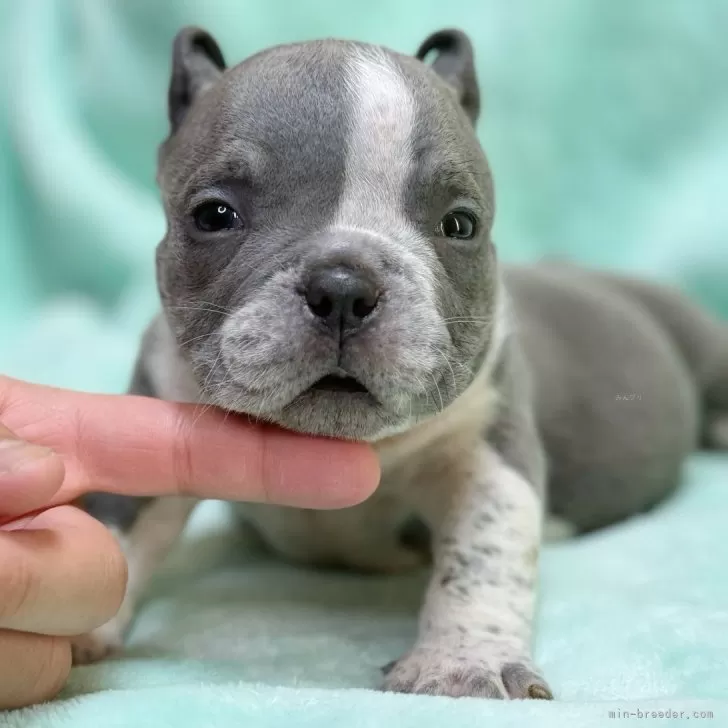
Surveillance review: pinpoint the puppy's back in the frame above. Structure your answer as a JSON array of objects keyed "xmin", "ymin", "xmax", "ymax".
[{"xmin": 504, "ymin": 262, "xmax": 699, "ymax": 530}]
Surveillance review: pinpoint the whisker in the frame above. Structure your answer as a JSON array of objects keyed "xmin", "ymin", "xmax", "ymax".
[
  {"xmin": 453, "ymin": 358, "xmax": 475, "ymax": 379},
  {"xmin": 441, "ymin": 317, "xmax": 493, "ymax": 325},
  {"xmin": 191, "ymin": 353, "xmax": 224, "ymax": 427},
  {"xmin": 171, "ymin": 299, "xmax": 233, "ymax": 311},
  {"xmin": 167, "ymin": 304, "xmax": 234, "ymax": 316},
  {"xmin": 430, "ymin": 371, "xmax": 444, "ymax": 413},
  {"xmin": 433, "ymin": 346, "xmax": 458, "ymax": 393},
  {"xmin": 176, "ymin": 331, "xmax": 216, "ymax": 349}
]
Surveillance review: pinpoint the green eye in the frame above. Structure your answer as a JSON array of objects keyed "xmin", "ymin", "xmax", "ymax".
[
  {"xmin": 438, "ymin": 210, "xmax": 477, "ymax": 240},
  {"xmin": 193, "ymin": 202, "xmax": 241, "ymax": 232}
]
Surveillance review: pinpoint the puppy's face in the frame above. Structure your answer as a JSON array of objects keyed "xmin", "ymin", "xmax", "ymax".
[{"xmin": 156, "ymin": 29, "xmax": 498, "ymax": 440}]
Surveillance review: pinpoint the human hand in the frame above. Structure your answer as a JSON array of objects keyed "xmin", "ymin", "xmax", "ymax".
[{"xmin": 0, "ymin": 375, "xmax": 379, "ymax": 709}]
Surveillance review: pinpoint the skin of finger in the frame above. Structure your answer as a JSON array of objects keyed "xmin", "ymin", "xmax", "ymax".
[
  {"xmin": 0, "ymin": 505, "xmax": 127, "ymax": 635},
  {"xmin": 0, "ymin": 422, "xmax": 18, "ymax": 439},
  {"xmin": 0, "ymin": 444, "xmax": 66, "ymax": 518},
  {"xmin": 0, "ymin": 630, "xmax": 71, "ymax": 710},
  {"xmin": 0, "ymin": 375, "xmax": 381, "ymax": 508}
]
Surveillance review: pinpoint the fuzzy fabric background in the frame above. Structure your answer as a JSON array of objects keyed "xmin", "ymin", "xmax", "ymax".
[{"xmin": 1, "ymin": 1, "xmax": 727, "ymax": 726}]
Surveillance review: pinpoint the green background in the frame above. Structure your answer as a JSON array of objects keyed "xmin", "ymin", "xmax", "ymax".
[{"xmin": 2, "ymin": 0, "xmax": 727, "ymax": 392}]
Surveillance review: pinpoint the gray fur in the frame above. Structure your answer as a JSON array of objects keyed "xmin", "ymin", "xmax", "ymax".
[
  {"xmin": 75, "ymin": 27, "xmax": 728, "ymax": 701},
  {"xmin": 127, "ymin": 354, "xmax": 157, "ymax": 398},
  {"xmin": 505, "ymin": 264, "xmax": 702, "ymax": 531},
  {"xmin": 486, "ymin": 334, "xmax": 547, "ymax": 494}
]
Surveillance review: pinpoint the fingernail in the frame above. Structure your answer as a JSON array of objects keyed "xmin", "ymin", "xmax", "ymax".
[{"xmin": 0, "ymin": 439, "xmax": 55, "ymax": 474}]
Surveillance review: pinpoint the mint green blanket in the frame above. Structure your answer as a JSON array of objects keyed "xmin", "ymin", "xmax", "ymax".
[{"xmin": 1, "ymin": 1, "xmax": 727, "ymax": 726}]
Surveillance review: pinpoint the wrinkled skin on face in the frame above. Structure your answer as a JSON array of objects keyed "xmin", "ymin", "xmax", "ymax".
[{"xmin": 156, "ymin": 32, "xmax": 498, "ymax": 440}]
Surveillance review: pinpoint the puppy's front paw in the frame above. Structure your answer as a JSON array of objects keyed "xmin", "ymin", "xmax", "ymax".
[
  {"xmin": 71, "ymin": 622, "xmax": 124, "ymax": 665},
  {"xmin": 383, "ymin": 644, "xmax": 552, "ymax": 700}
]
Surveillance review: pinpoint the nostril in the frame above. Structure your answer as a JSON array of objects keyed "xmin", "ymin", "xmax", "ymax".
[
  {"xmin": 352, "ymin": 295, "xmax": 378, "ymax": 320},
  {"xmin": 307, "ymin": 292, "xmax": 334, "ymax": 319}
]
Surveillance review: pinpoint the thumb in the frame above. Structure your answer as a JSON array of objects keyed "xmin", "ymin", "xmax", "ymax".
[{"xmin": 0, "ymin": 423, "xmax": 66, "ymax": 518}]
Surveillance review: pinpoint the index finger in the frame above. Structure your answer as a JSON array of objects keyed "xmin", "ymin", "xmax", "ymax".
[{"xmin": 0, "ymin": 377, "xmax": 380, "ymax": 510}]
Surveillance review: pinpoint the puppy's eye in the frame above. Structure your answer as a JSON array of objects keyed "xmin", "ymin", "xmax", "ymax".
[
  {"xmin": 438, "ymin": 210, "xmax": 477, "ymax": 240},
  {"xmin": 193, "ymin": 202, "xmax": 241, "ymax": 232}
]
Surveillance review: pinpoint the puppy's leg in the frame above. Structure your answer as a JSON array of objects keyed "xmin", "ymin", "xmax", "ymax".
[
  {"xmin": 71, "ymin": 495, "xmax": 197, "ymax": 664},
  {"xmin": 384, "ymin": 441, "xmax": 549, "ymax": 699},
  {"xmin": 385, "ymin": 341, "xmax": 551, "ymax": 699}
]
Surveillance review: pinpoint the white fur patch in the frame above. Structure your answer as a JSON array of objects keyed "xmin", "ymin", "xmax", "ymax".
[
  {"xmin": 337, "ymin": 48, "xmax": 416, "ymax": 232},
  {"xmin": 336, "ymin": 49, "xmax": 438, "ymax": 302},
  {"xmin": 484, "ymin": 448, "xmax": 544, "ymax": 548},
  {"xmin": 145, "ymin": 317, "xmax": 201, "ymax": 403},
  {"xmin": 418, "ymin": 445, "xmax": 542, "ymax": 647}
]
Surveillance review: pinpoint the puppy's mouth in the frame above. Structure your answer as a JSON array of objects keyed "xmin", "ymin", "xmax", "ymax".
[{"xmin": 308, "ymin": 374, "xmax": 369, "ymax": 394}]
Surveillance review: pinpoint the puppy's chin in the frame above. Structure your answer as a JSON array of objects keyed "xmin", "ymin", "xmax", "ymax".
[{"xmin": 253, "ymin": 389, "xmax": 407, "ymax": 441}]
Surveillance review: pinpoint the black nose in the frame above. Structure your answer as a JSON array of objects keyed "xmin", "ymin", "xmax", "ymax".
[{"xmin": 304, "ymin": 266, "xmax": 380, "ymax": 333}]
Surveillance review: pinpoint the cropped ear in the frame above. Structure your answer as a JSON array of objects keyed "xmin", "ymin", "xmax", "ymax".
[
  {"xmin": 168, "ymin": 27, "xmax": 226, "ymax": 132},
  {"xmin": 416, "ymin": 29, "xmax": 479, "ymax": 124}
]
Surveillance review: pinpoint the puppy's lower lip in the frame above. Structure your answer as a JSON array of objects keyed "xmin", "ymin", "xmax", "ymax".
[{"xmin": 309, "ymin": 375, "xmax": 369, "ymax": 394}]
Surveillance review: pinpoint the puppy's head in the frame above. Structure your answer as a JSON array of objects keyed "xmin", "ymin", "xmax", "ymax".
[{"xmin": 156, "ymin": 27, "xmax": 499, "ymax": 440}]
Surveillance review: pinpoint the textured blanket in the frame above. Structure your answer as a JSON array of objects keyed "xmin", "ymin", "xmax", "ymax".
[{"xmin": 1, "ymin": 1, "xmax": 727, "ymax": 725}]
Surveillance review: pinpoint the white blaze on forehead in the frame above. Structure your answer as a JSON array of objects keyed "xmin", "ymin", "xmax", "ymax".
[{"xmin": 336, "ymin": 48, "xmax": 417, "ymax": 234}]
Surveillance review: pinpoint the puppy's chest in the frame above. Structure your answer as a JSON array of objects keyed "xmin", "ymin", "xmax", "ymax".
[
  {"xmin": 242, "ymin": 425, "xmax": 484, "ymax": 571},
  {"xmin": 241, "ymin": 482, "xmax": 416, "ymax": 571}
]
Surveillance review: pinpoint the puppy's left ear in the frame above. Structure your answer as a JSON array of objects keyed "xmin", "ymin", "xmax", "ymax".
[
  {"xmin": 168, "ymin": 27, "xmax": 226, "ymax": 133},
  {"xmin": 416, "ymin": 29, "xmax": 479, "ymax": 124}
]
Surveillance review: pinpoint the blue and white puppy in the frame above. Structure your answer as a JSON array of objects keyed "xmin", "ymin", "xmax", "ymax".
[{"xmin": 73, "ymin": 28, "xmax": 728, "ymax": 699}]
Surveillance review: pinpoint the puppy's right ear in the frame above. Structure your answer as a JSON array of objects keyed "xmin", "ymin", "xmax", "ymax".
[{"xmin": 168, "ymin": 27, "xmax": 226, "ymax": 132}]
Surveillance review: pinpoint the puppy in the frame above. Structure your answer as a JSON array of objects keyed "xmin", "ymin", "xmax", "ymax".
[{"xmin": 72, "ymin": 28, "xmax": 728, "ymax": 699}]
